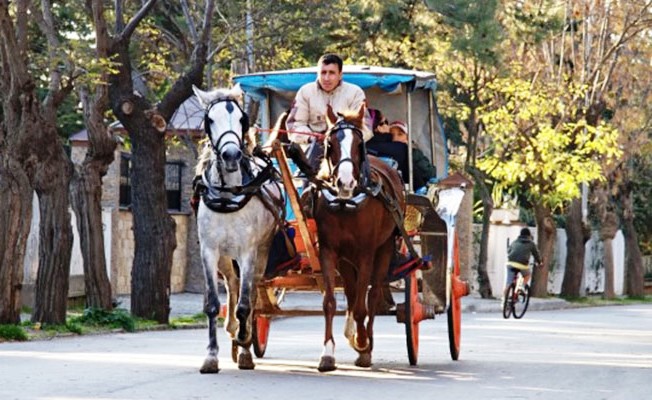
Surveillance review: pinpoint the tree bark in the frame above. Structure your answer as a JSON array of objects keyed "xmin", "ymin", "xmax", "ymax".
[
  {"xmin": 31, "ymin": 190, "xmax": 73, "ymax": 324},
  {"xmin": 620, "ymin": 190, "xmax": 645, "ymax": 297},
  {"xmin": 70, "ymin": 164, "xmax": 114, "ymax": 310},
  {"xmin": 468, "ymin": 169, "xmax": 493, "ymax": 298},
  {"xmin": 531, "ymin": 203, "xmax": 556, "ymax": 298},
  {"xmin": 0, "ymin": 163, "xmax": 32, "ymax": 324},
  {"xmin": 561, "ymin": 198, "xmax": 590, "ymax": 297},
  {"xmin": 599, "ymin": 212, "xmax": 619, "ymax": 299}
]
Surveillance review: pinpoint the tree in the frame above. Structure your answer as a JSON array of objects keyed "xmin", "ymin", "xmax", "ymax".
[
  {"xmin": 507, "ymin": 0, "xmax": 652, "ymax": 297},
  {"xmin": 477, "ymin": 75, "xmax": 621, "ymax": 297},
  {"xmin": 424, "ymin": 0, "xmax": 503, "ymax": 298},
  {"xmin": 68, "ymin": 1, "xmax": 119, "ymax": 310},
  {"xmin": 91, "ymin": 0, "xmax": 216, "ymax": 323},
  {"xmin": 1, "ymin": 0, "xmax": 76, "ymax": 324}
]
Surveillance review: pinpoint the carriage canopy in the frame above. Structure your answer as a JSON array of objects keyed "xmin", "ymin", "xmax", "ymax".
[{"xmin": 234, "ymin": 65, "xmax": 448, "ymax": 179}]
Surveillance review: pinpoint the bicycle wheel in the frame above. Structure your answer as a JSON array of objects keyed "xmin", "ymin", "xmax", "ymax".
[
  {"xmin": 513, "ymin": 285, "xmax": 530, "ymax": 319},
  {"xmin": 502, "ymin": 284, "xmax": 515, "ymax": 319}
]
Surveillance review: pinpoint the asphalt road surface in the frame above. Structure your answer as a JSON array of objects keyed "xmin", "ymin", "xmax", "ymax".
[{"xmin": 1, "ymin": 305, "xmax": 650, "ymax": 400}]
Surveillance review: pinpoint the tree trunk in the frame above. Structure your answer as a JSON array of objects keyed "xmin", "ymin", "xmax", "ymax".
[
  {"xmin": 531, "ymin": 203, "xmax": 556, "ymax": 298},
  {"xmin": 0, "ymin": 162, "xmax": 32, "ymax": 324},
  {"xmin": 476, "ymin": 183, "xmax": 493, "ymax": 298},
  {"xmin": 129, "ymin": 118, "xmax": 177, "ymax": 322},
  {"xmin": 467, "ymin": 168, "xmax": 493, "ymax": 298},
  {"xmin": 561, "ymin": 198, "xmax": 590, "ymax": 297},
  {"xmin": 599, "ymin": 212, "xmax": 618, "ymax": 299},
  {"xmin": 107, "ymin": 39, "xmax": 177, "ymax": 323},
  {"xmin": 621, "ymin": 191, "xmax": 644, "ymax": 297},
  {"xmin": 70, "ymin": 166, "xmax": 113, "ymax": 310},
  {"xmin": 31, "ymin": 168, "xmax": 74, "ymax": 323}
]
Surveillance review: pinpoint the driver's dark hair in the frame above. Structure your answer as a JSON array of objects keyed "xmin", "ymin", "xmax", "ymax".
[{"xmin": 318, "ymin": 53, "xmax": 343, "ymax": 72}]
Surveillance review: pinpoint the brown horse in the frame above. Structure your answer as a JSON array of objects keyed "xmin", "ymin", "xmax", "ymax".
[{"xmin": 315, "ymin": 104, "xmax": 405, "ymax": 372}]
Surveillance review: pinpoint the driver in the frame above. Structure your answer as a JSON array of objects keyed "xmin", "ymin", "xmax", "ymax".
[{"xmin": 286, "ymin": 53, "xmax": 367, "ymax": 169}]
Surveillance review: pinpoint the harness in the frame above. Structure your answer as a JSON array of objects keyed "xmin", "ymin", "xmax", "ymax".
[
  {"xmin": 312, "ymin": 118, "xmax": 422, "ymax": 262},
  {"xmin": 198, "ymin": 97, "xmax": 285, "ymax": 220},
  {"xmin": 319, "ymin": 119, "xmax": 378, "ymax": 210}
]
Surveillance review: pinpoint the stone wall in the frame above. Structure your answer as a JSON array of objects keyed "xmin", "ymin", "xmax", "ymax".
[{"xmin": 111, "ymin": 210, "xmax": 189, "ymax": 295}]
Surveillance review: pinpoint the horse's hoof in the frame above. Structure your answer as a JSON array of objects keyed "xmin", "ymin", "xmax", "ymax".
[
  {"xmin": 318, "ymin": 356, "xmax": 337, "ymax": 372},
  {"xmin": 238, "ymin": 352, "xmax": 255, "ymax": 370},
  {"xmin": 200, "ymin": 357, "xmax": 220, "ymax": 374},
  {"xmin": 355, "ymin": 353, "xmax": 372, "ymax": 368}
]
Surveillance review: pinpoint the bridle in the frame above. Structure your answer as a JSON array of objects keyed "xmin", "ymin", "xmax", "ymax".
[
  {"xmin": 317, "ymin": 117, "xmax": 378, "ymax": 210},
  {"xmin": 203, "ymin": 97, "xmax": 250, "ymax": 157},
  {"xmin": 323, "ymin": 118, "xmax": 371, "ymax": 191}
]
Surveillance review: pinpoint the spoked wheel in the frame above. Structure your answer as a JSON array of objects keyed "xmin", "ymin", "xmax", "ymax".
[
  {"xmin": 502, "ymin": 284, "xmax": 515, "ymax": 319},
  {"xmin": 512, "ymin": 285, "xmax": 530, "ymax": 319},
  {"xmin": 404, "ymin": 271, "xmax": 420, "ymax": 366},
  {"xmin": 447, "ymin": 232, "xmax": 463, "ymax": 361},
  {"xmin": 252, "ymin": 313, "xmax": 271, "ymax": 358}
]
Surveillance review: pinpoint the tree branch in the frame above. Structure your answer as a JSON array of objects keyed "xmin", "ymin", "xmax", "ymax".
[{"xmin": 117, "ymin": 0, "xmax": 158, "ymax": 43}]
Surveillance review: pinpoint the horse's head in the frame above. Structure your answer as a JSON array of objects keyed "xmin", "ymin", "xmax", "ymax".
[
  {"xmin": 322, "ymin": 104, "xmax": 369, "ymax": 199},
  {"xmin": 193, "ymin": 84, "xmax": 249, "ymax": 173}
]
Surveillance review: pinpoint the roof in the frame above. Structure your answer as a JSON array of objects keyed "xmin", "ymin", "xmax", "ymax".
[{"xmin": 233, "ymin": 65, "xmax": 437, "ymax": 99}]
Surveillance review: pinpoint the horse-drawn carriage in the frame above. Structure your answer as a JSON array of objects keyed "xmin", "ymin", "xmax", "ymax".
[{"xmin": 192, "ymin": 65, "xmax": 471, "ymax": 373}]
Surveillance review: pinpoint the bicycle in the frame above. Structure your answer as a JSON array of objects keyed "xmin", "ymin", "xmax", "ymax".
[{"xmin": 502, "ymin": 266, "xmax": 533, "ymax": 319}]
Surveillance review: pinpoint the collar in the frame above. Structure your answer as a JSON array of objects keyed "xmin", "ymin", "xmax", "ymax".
[{"xmin": 316, "ymin": 79, "xmax": 343, "ymax": 94}]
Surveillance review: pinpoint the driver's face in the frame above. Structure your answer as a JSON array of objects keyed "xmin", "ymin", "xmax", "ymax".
[{"xmin": 318, "ymin": 62, "xmax": 342, "ymax": 93}]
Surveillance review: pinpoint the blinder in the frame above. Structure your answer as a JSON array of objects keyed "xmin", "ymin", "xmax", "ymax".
[{"xmin": 203, "ymin": 97, "xmax": 250, "ymax": 144}]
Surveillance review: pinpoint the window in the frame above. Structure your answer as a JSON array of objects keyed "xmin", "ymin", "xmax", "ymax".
[
  {"xmin": 165, "ymin": 161, "xmax": 183, "ymax": 211},
  {"xmin": 119, "ymin": 153, "xmax": 184, "ymax": 211}
]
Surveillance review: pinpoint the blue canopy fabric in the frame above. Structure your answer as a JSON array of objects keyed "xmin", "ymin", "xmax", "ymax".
[{"xmin": 233, "ymin": 66, "xmax": 437, "ymax": 101}]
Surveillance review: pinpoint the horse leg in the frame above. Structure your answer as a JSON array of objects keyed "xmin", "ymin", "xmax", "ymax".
[
  {"xmin": 200, "ymin": 248, "xmax": 221, "ymax": 374},
  {"xmin": 234, "ymin": 253, "xmax": 257, "ymax": 370},
  {"xmin": 363, "ymin": 238, "xmax": 395, "ymax": 364},
  {"xmin": 318, "ymin": 247, "xmax": 338, "ymax": 372},
  {"xmin": 220, "ymin": 257, "xmax": 239, "ymax": 339},
  {"xmin": 352, "ymin": 254, "xmax": 374, "ymax": 368},
  {"xmin": 337, "ymin": 263, "xmax": 357, "ymax": 346}
]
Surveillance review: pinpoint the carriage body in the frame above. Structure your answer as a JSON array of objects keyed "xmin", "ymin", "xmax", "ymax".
[{"xmin": 233, "ymin": 66, "xmax": 470, "ymax": 365}]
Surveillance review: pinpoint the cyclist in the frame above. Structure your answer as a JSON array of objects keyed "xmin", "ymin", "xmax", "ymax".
[{"xmin": 503, "ymin": 227, "xmax": 542, "ymax": 301}]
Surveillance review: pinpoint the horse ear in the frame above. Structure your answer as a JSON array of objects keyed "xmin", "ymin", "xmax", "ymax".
[
  {"xmin": 326, "ymin": 104, "xmax": 337, "ymax": 125},
  {"xmin": 192, "ymin": 85, "xmax": 211, "ymax": 107},
  {"xmin": 231, "ymin": 83, "xmax": 244, "ymax": 102},
  {"xmin": 356, "ymin": 103, "xmax": 366, "ymax": 122}
]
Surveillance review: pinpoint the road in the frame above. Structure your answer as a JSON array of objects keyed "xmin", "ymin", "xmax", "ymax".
[{"xmin": 1, "ymin": 305, "xmax": 651, "ymax": 400}]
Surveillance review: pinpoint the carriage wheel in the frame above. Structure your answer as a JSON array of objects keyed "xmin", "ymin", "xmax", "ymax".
[
  {"xmin": 447, "ymin": 232, "xmax": 462, "ymax": 361},
  {"xmin": 404, "ymin": 271, "xmax": 420, "ymax": 366},
  {"xmin": 252, "ymin": 313, "xmax": 271, "ymax": 358}
]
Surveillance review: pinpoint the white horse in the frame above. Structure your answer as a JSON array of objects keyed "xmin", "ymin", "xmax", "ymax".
[{"xmin": 193, "ymin": 84, "xmax": 283, "ymax": 373}]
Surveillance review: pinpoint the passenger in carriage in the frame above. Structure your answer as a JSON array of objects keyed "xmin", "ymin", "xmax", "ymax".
[
  {"xmin": 366, "ymin": 109, "xmax": 409, "ymax": 182},
  {"xmin": 366, "ymin": 116, "xmax": 436, "ymax": 190},
  {"xmin": 286, "ymin": 53, "xmax": 367, "ymax": 170},
  {"xmin": 388, "ymin": 120, "xmax": 436, "ymax": 189}
]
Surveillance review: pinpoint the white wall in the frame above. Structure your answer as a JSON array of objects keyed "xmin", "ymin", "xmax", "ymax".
[
  {"xmin": 481, "ymin": 223, "xmax": 625, "ymax": 296},
  {"xmin": 23, "ymin": 193, "xmax": 113, "ymax": 286}
]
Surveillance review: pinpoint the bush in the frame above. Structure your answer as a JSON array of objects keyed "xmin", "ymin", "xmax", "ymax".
[
  {"xmin": 69, "ymin": 308, "xmax": 136, "ymax": 332},
  {"xmin": 0, "ymin": 324, "xmax": 28, "ymax": 341}
]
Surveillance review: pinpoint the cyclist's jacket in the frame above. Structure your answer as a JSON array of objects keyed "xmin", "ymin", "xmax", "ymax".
[{"xmin": 507, "ymin": 235, "xmax": 541, "ymax": 269}]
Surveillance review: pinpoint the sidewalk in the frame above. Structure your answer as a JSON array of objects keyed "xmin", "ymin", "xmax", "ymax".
[{"xmin": 116, "ymin": 290, "xmax": 572, "ymax": 319}]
